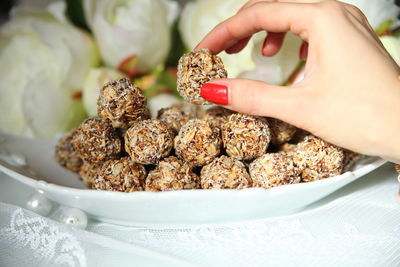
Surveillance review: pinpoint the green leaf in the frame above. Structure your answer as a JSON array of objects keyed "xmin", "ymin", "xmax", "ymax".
[
  {"xmin": 165, "ymin": 19, "xmax": 186, "ymax": 67},
  {"xmin": 376, "ymin": 20, "xmax": 393, "ymax": 36},
  {"xmin": 65, "ymin": 0, "xmax": 90, "ymax": 31}
]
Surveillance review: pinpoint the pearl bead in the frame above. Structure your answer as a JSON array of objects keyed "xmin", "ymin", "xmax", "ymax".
[
  {"xmin": 25, "ymin": 193, "xmax": 53, "ymax": 216},
  {"xmin": 10, "ymin": 153, "xmax": 27, "ymax": 167},
  {"xmin": 60, "ymin": 208, "xmax": 88, "ymax": 229}
]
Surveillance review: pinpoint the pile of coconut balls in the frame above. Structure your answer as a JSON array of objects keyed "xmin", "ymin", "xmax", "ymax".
[{"xmin": 55, "ymin": 49, "xmax": 360, "ymax": 192}]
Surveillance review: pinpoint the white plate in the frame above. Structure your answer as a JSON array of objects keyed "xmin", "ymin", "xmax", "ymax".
[{"xmin": 0, "ymin": 132, "xmax": 386, "ymax": 226}]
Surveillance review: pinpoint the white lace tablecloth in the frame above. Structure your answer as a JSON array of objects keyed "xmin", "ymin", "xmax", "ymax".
[{"xmin": 1, "ymin": 163, "xmax": 399, "ymax": 267}]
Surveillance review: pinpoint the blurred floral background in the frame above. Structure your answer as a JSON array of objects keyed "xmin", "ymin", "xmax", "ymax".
[{"xmin": 0, "ymin": 0, "xmax": 399, "ymax": 138}]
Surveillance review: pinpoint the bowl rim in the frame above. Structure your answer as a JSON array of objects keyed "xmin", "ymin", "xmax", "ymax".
[{"xmin": 0, "ymin": 156, "xmax": 387, "ymax": 200}]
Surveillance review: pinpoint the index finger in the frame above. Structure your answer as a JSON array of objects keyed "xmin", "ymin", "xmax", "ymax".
[{"xmin": 195, "ymin": 2, "xmax": 314, "ymax": 54}]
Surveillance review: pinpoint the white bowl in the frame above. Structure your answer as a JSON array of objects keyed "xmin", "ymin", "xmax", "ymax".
[{"xmin": 0, "ymin": 132, "xmax": 386, "ymax": 226}]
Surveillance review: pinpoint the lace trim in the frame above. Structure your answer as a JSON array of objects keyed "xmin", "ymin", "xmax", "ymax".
[{"xmin": 0, "ymin": 208, "xmax": 86, "ymax": 267}]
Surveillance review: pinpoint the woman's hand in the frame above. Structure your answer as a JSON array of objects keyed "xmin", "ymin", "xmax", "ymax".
[{"xmin": 196, "ymin": 0, "xmax": 400, "ymax": 163}]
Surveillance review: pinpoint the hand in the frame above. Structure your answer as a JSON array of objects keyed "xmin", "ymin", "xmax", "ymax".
[{"xmin": 196, "ymin": 0, "xmax": 400, "ymax": 163}]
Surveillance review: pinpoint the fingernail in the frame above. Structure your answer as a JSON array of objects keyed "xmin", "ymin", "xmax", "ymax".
[
  {"xmin": 200, "ymin": 83, "xmax": 228, "ymax": 105},
  {"xmin": 299, "ymin": 42, "xmax": 308, "ymax": 61}
]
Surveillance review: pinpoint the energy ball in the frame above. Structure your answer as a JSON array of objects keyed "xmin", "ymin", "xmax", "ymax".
[
  {"xmin": 249, "ymin": 153, "xmax": 301, "ymax": 189},
  {"xmin": 222, "ymin": 114, "xmax": 271, "ymax": 161},
  {"xmin": 145, "ymin": 156, "xmax": 200, "ymax": 191},
  {"xmin": 97, "ymin": 78, "xmax": 147, "ymax": 129},
  {"xmin": 157, "ymin": 105, "xmax": 191, "ymax": 133},
  {"xmin": 293, "ymin": 135, "xmax": 344, "ymax": 182},
  {"xmin": 177, "ymin": 49, "xmax": 227, "ymax": 105},
  {"xmin": 267, "ymin": 118, "xmax": 297, "ymax": 145},
  {"xmin": 78, "ymin": 161, "xmax": 103, "ymax": 188},
  {"xmin": 92, "ymin": 157, "xmax": 146, "ymax": 192},
  {"xmin": 174, "ymin": 119, "xmax": 222, "ymax": 166},
  {"xmin": 124, "ymin": 119, "xmax": 174, "ymax": 165},
  {"xmin": 72, "ymin": 118, "xmax": 122, "ymax": 163},
  {"xmin": 201, "ymin": 155, "xmax": 252, "ymax": 189},
  {"xmin": 278, "ymin": 143, "xmax": 298, "ymax": 156},
  {"xmin": 203, "ymin": 106, "xmax": 235, "ymax": 130},
  {"xmin": 55, "ymin": 130, "xmax": 82, "ymax": 172}
]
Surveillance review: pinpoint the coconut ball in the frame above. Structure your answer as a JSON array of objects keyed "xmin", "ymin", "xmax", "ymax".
[
  {"xmin": 55, "ymin": 130, "xmax": 83, "ymax": 172},
  {"xmin": 124, "ymin": 119, "xmax": 174, "ymax": 165},
  {"xmin": 98, "ymin": 78, "xmax": 148, "ymax": 129},
  {"xmin": 145, "ymin": 156, "xmax": 200, "ymax": 191},
  {"xmin": 177, "ymin": 49, "xmax": 227, "ymax": 105},
  {"xmin": 249, "ymin": 153, "xmax": 300, "ymax": 189},
  {"xmin": 203, "ymin": 106, "xmax": 235, "ymax": 130},
  {"xmin": 92, "ymin": 157, "xmax": 146, "ymax": 192},
  {"xmin": 222, "ymin": 114, "xmax": 271, "ymax": 161},
  {"xmin": 293, "ymin": 135, "xmax": 345, "ymax": 182},
  {"xmin": 267, "ymin": 118, "xmax": 297, "ymax": 145},
  {"xmin": 78, "ymin": 161, "xmax": 103, "ymax": 188},
  {"xmin": 201, "ymin": 156, "xmax": 252, "ymax": 189},
  {"xmin": 157, "ymin": 105, "xmax": 191, "ymax": 133},
  {"xmin": 174, "ymin": 119, "xmax": 222, "ymax": 166},
  {"xmin": 72, "ymin": 118, "xmax": 122, "ymax": 163}
]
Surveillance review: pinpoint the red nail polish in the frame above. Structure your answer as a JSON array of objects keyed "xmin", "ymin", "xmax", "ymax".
[{"xmin": 200, "ymin": 83, "xmax": 228, "ymax": 105}]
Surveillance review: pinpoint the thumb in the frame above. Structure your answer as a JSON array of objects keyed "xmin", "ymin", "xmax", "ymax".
[{"xmin": 200, "ymin": 78, "xmax": 307, "ymax": 125}]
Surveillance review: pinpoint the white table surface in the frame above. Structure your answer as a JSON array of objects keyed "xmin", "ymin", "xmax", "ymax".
[{"xmin": 0, "ymin": 163, "xmax": 399, "ymax": 267}]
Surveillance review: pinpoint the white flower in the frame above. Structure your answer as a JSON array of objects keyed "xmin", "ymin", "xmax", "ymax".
[
  {"xmin": 240, "ymin": 33, "xmax": 302, "ymax": 85},
  {"xmin": 380, "ymin": 36, "xmax": 400, "ymax": 66},
  {"xmin": 84, "ymin": 0, "xmax": 178, "ymax": 73},
  {"xmin": 179, "ymin": 0, "xmax": 255, "ymax": 78},
  {"xmin": 16, "ymin": 0, "xmax": 54, "ymax": 8},
  {"xmin": 83, "ymin": 67, "xmax": 127, "ymax": 117},
  {"xmin": 0, "ymin": 3, "xmax": 99, "ymax": 137},
  {"xmin": 341, "ymin": 0, "xmax": 400, "ymax": 29}
]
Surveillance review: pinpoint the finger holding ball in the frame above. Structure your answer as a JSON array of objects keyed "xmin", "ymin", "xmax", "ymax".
[{"xmin": 177, "ymin": 49, "xmax": 227, "ymax": 105}]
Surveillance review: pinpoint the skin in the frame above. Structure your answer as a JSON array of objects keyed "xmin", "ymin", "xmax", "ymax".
[{"xmin": 196, "ymin": 0, "xmax": 400, "ymax": 163}]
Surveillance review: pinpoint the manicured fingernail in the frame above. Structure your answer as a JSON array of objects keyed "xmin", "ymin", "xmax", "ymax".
[
  {"xmin": 299, "ymin": 41, "xmax": 308, "ymax": 60},
  {"xmin": 200, "ymin": 83, "xmax": 228, "ymax": 105}
]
